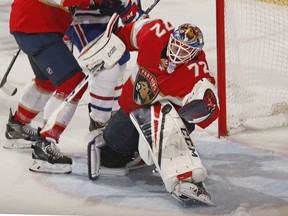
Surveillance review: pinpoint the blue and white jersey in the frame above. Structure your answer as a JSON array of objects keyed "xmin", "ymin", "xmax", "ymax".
[{"xmin": 66, "ymin": 0, "xmax": 143, "ymax": 63}]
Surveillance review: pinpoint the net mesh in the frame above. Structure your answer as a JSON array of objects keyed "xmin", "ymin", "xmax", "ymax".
[{"xmin": 224, "ymin": 0, "xmax": 288, "ymax": 134}]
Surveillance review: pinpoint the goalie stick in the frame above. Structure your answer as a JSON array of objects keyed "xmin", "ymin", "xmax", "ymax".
[
  {"xmin": 0, "ymin": 48, "xmax": 21, "ymax": 96},
  {"xmin": 42, "ymin": 0, "xmax": 161, "ymax": 133}
]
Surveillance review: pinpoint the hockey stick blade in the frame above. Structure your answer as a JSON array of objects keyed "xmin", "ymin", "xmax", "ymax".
[{"xmin": 0, "ymin": 82, "xmax": 17, "ymax": 96}]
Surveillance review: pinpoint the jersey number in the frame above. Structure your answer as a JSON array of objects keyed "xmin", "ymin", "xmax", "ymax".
[
  {"xmin": 150, "ymin": 21, "xmax": 174, "ymax": 37},
  {"xmin": 187, "ymin": 61, "xmax": 209, "ymax": 77}
]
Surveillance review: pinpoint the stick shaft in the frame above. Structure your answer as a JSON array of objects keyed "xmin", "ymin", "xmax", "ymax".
[{"xmin": 0, "ymin": 48, "xmax": 21, "ymax": 88}]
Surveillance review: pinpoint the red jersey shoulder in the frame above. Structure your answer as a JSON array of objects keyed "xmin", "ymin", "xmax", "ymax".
[
  {"xmin": 137, "ymin": 19, "xmax": 174, "ymax": 71},
  {"xmin": 138, "ymin": 19, "xmax": 174, "ymax": 43}
]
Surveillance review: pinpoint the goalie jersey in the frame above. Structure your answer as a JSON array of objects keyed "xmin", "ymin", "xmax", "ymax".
[{"xmin": 116, "ymin": 19, "xmax": 219, "ymax": 128}]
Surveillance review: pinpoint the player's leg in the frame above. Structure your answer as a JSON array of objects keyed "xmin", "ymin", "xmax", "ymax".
[
  {"xmin": 5, "ymin": 51, "xmax": 57, "ymax": 149},
  {"xmin": 12, "ymin": 32, "xmax": 86, "ymax": 173},
  {"xmin": 88, "ymin": 62, "xmax": 126, "ymax": 131},
  {"xmin": 111, "ymin": 61, "xmax": 127, "ymax": 113},
  {"xmin": 34, "ymin": 37, "xmax": 87, "ymax": 173},
  {"xmin": 66, "ymin": 23, "xmax": 123, "ymax": 132},
  {"xmin": 130, "ymin": 100, "xmax": 214, "ymax": 205}
]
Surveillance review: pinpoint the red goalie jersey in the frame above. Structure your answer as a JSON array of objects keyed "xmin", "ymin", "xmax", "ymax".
[{"xmin": 116, "ymin": 18, "xmax": 219, "ymax": 128}]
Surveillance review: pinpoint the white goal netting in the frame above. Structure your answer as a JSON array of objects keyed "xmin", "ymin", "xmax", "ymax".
[{"xmin": 224, "ymin": 0, "xmax": 288, "ymax": 134}]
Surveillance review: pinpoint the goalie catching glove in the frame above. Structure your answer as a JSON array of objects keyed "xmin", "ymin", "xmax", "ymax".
[{"xmin": 179, "ymin": 78, "xmax": 219, "ymax": 126}]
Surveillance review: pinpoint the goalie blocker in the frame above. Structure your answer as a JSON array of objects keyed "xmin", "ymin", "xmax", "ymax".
[{"xmin": 78, "ymin": 13, "xmax": 126, "ymax": 70}]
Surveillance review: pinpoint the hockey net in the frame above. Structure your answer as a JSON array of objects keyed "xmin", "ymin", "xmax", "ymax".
[{"xmin": 216, "ymin": 0, "xmax": 288, "ymax": 136}]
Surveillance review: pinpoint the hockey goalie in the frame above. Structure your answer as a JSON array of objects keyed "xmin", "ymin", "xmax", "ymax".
[
  {"xmin": 88, "ymin": 96, "xmax": 218, "ymax": 206},
  {"xmin": 84, "ymin": 15, "xmax": 219, "ymax": 205}
]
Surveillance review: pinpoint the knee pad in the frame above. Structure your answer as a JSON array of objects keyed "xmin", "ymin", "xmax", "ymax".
[
  {"xmin": 55, "ymin": 71, "xmax": 87, "ymax": 102},
  {"xmin": 34, "ymin": 78, "xmax": 57, "ymax": 93}
]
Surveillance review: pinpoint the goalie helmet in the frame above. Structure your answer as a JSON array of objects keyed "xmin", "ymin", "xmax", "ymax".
[{"xmin": 167, "ymin": 23, "xmax": 204, "ymax": 64}]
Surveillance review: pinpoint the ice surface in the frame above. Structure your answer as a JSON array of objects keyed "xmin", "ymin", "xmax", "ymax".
[{"xmin": 0, "ymin": 0, "xmax": 287, "ymax": 216}]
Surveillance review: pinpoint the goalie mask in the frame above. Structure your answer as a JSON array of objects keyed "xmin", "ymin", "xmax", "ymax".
[{"xmin": 167, "ymin": 23, "xmax": 204, "ymax": 65}]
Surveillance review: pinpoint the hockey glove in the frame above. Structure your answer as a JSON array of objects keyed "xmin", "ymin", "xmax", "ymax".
[
  {"xmin": 178, "ymin": 99, "xmax": 215, "ymax": 124},
  {"xmin": 92, "ymin": 0, "xmax": 125, "ymax": 16},
  {"xmin": 119, "ymin": 1, "xmax": 146, "ymax": 24}
]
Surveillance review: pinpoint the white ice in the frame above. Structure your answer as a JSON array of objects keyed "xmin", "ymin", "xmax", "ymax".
[{"xmin": 0, "ymin": 0, "xmax": 288, "ymax": 216}]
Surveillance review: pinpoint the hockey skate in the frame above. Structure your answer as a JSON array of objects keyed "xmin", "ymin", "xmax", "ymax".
[
  {"xmin": 29, "ymin": 130, "xmax": 72, "ymax": 174},
  {"xmin": 4, "ymin": 109, "xmax": 37, "ymax": 149},
  {"xmin": 88, "ymin": 103, "xmax": 106, "ymax": 132},
  {"xmin": 172, "ymin": 181, "xmax": 215, "ymax": 206}
]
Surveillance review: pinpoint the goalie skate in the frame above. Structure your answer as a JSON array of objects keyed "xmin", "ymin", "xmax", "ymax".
[{"xmin": 172, "ymin": 182, "xmax": 215, "ymax": 206}]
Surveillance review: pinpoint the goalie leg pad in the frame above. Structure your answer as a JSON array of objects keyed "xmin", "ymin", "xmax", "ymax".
[
  {"xmin": 87, "ymin": 128, "xmax": 141, "ymax": 179},
  {"xmin": 88, "ymin": 129, "xmax": 105, "ymax": 180},
  {"xmin": 130, "ymin": 100, "xmax": 208, "ymax": 194},
  {"xmin": 88, "ymin": 138, "xmax": 130, "ymax": 178}
]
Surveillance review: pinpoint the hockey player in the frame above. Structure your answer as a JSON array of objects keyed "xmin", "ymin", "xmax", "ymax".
[
  {"xmin": 86, "ymin": 18, "xmax": 219, "ymax": 205},
  {"xmin": 5, "ymin": 0, "xmax": 114, "ymax": 174},
  {"xmin": 65, "ymin": 0, "xmax": 143, "ymax": 131}
]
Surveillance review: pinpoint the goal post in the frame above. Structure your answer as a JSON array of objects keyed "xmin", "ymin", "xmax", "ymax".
[
  {"xmin": 216, "ymin": 0, "xmax": 288, "ymax": 137},
  {"xmin": 216, "ymin": 0, "xmax": 227, "ymax": 137}
]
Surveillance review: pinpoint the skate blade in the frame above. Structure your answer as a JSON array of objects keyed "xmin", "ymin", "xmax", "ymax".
[
  {"xmin": 173, "ymin": 182, "xmax": 215, "ymax": 206},
  {"xmin": 3, "ymin": 139, "xmax": 33, "ymax": 149},
  {"xmin": 181, "ymin": 191, "xmax": 215, "ymax": 206},
  {"xmin": 29, "ymin": 159, "xmax": 72, "ymax": 174}
]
